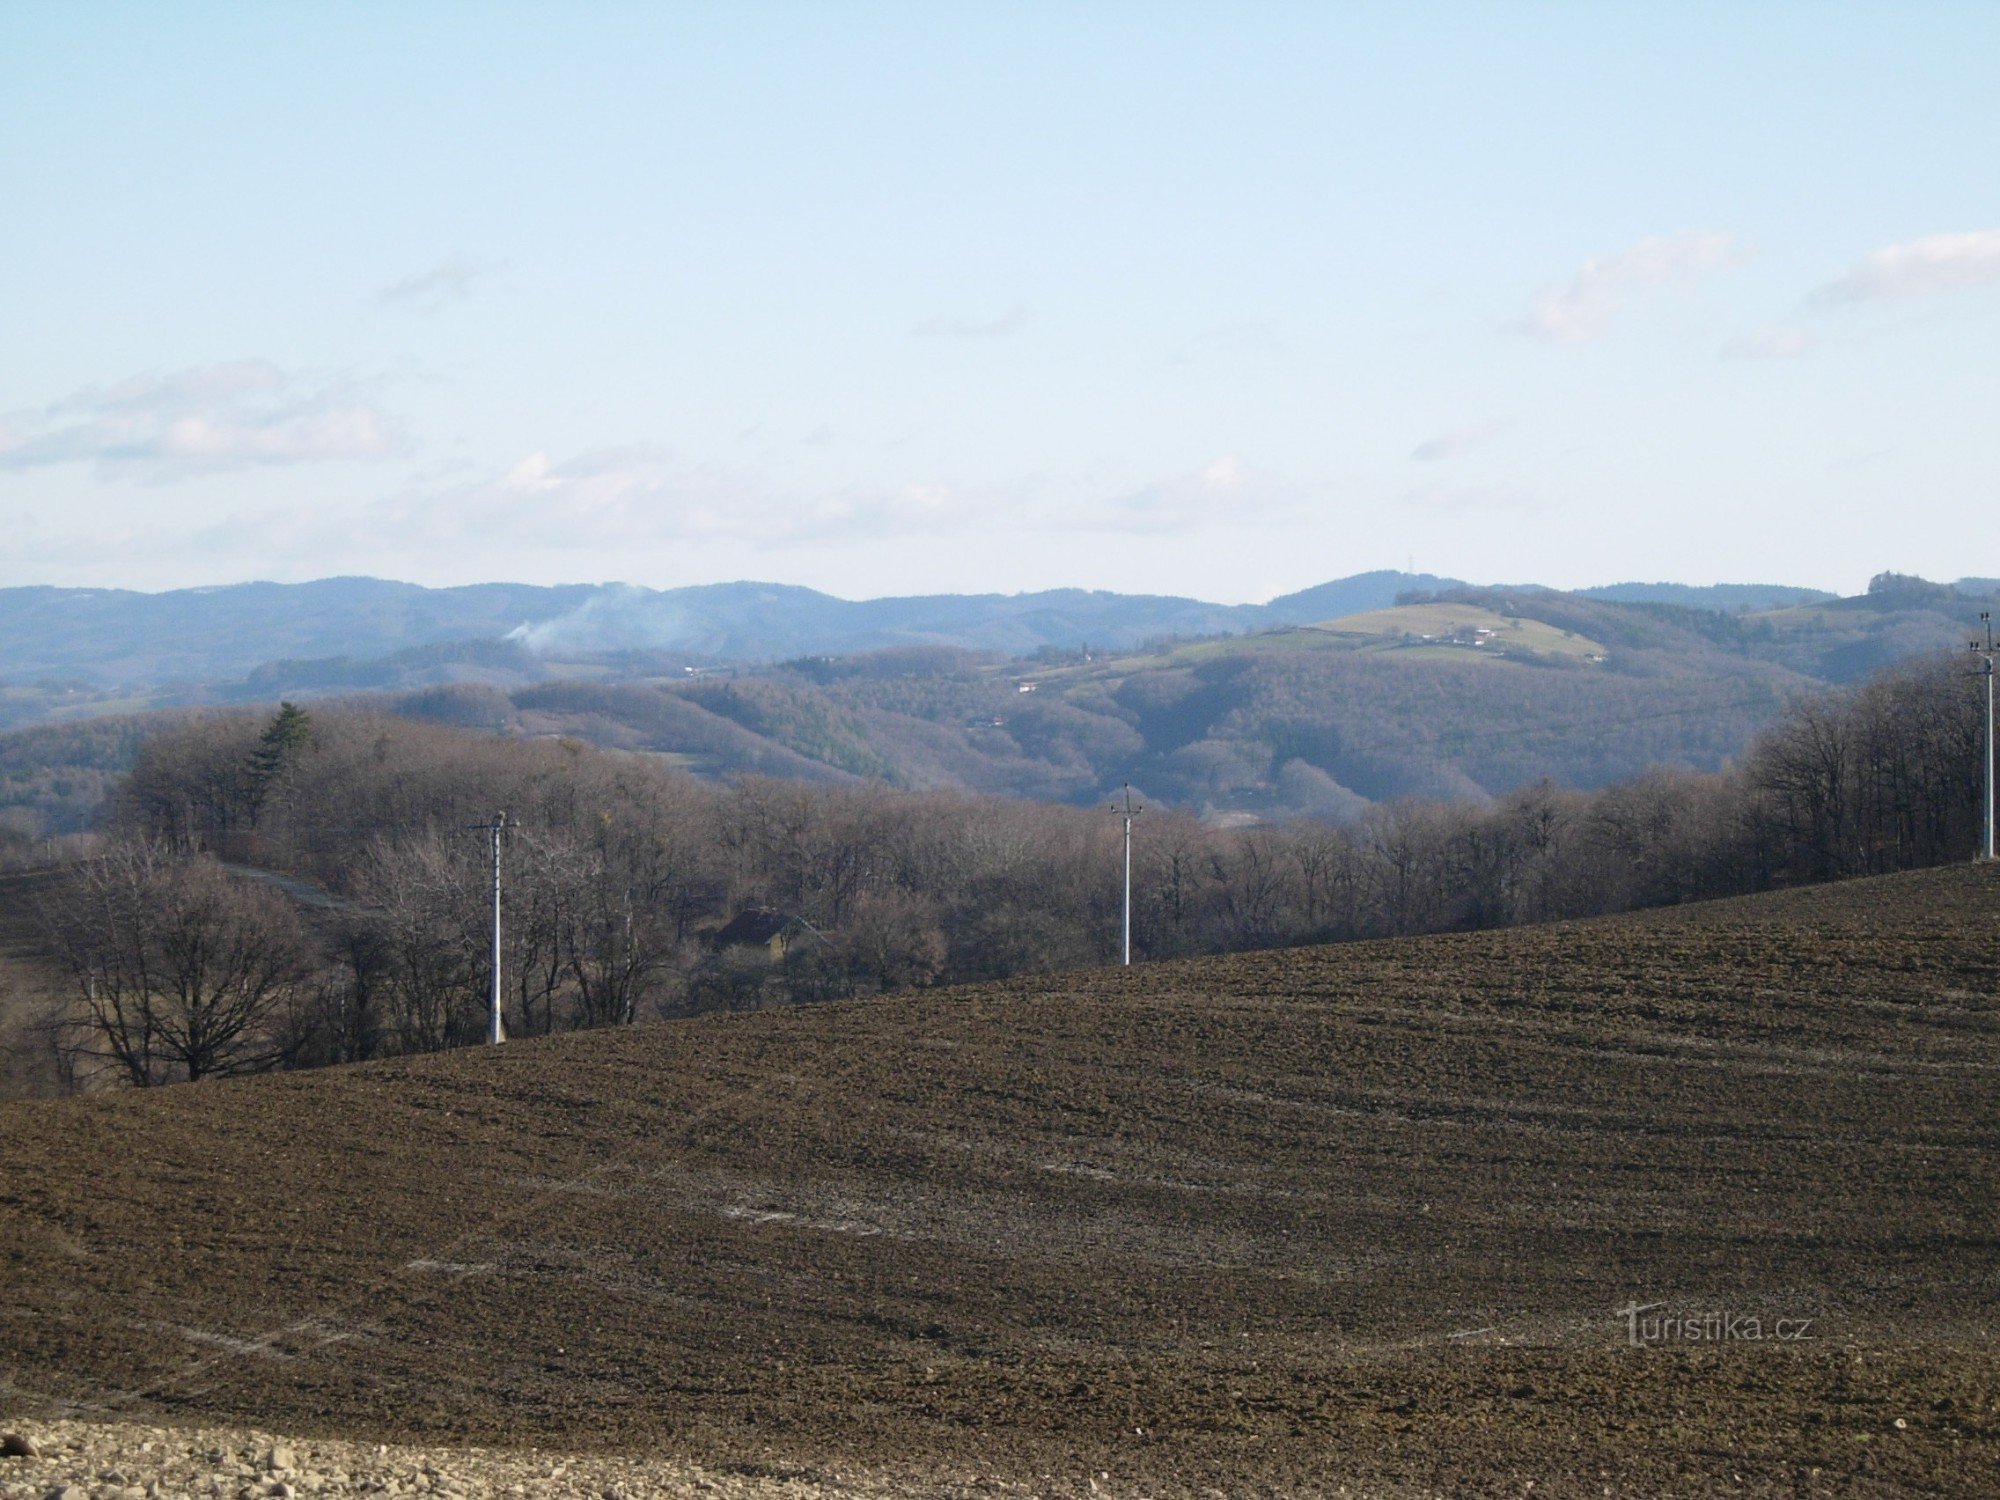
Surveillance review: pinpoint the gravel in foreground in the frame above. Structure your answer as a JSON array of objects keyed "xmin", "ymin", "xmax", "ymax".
[{"xmin": 0, "ymin": 1420, "xmax": 1009, "ymax": 1500}]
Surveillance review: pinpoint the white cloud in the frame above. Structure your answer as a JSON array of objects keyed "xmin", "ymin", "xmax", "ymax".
[
  {"xmin": 4, "ymin": 443, "xmax": 1313, "ymax": 586},
  {"xmin": 434, "ymin": 447, "xmax": 775, "ymax": 546},
  {"xmin": 1410, "ymin": 419, "xmax": 1510, "ymax": 462},
  {"xmin": 1722, "ymin": 324, "xmax": 1816, "ymax": 360},
  {"xmin": 226, "ymin": 447, "xmax": 993, "ymax": 557},
  {"xmin": 911, "ymin": 305, "xmax": 1033, "ymax": 339},
  {"xmin": 0, "ymin": 361, "xmax": 399, "ymax": 480},
  {"xmin": 1096, "ymin": 455, "xmax": 1305, "ymax": 533},
  {"xmin": 395, "ymin": 448, "xmax": 1298, "ymax": 548},
  {"xmin": 1516, "ymin": 232, "xmax": 1738, "ymax": 344},
  {"xmin": 376, "ymin": 254, "xmax": 502, "ymax": 310},
  {"xmin": 1810, "ymin": 229, "xmax": 2000, "ymax": 305}
]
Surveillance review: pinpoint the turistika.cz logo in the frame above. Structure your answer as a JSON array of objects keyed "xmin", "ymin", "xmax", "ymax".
[{"xmin": 1617, "ymin": 1302, "xmax": 1816, "ymax": 1348}]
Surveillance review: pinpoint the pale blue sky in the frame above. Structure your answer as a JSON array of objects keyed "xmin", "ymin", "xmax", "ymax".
[{"xmin": 3, "ymin": 2, "xmax": 1997, "ymax": 600}]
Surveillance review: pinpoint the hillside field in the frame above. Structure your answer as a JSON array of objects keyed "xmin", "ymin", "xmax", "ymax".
[
  {"xmin": 1304, "ymin": 602, "xmax": 1607, "ymax": 660},
  {"xmin": 0, "ymin": 868, "xmax": 1995, "ymax": 1496}
]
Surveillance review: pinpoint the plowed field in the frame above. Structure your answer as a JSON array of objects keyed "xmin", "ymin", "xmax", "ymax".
[{"xmin": 3, "ymin": 867, "xmax": 1997, "ymax": 1496}]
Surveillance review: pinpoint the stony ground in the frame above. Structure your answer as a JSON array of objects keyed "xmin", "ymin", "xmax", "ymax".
[
  {"xmin": 0, "ymin": 1420, "xmax": 967, "ymax": 1500},
  {"xmin": 2, "ymin": 867, "xmax": 1996, "ymax": 1496}
]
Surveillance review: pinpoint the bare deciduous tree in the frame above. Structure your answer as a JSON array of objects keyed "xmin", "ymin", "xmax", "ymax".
[{"xmin": 45, "ymin": 841, "xmax": 312, "ymax": 1084}]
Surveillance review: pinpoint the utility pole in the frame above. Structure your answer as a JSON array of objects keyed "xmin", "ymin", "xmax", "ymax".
[
  {"xmin": 1974, "ymin": 619, "xmax": 1996, "ymax": 861},
  {"xmin": 1111, "ymin": 784, "xmax": 1142, "ymax": 965},
  {"xmin": 467, "ymin": 811, "xmax": 508, "ymax": 1043}
]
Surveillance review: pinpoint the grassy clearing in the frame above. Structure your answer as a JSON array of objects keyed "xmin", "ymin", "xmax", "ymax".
[{"xmin": 1307, "ymin": 601, "xmax": 1607, "ymax": 659}]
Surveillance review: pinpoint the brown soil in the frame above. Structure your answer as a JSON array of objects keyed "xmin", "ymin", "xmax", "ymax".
[
  {"xmin": 0, "ymin": 870, "xmax": 64, "ymax": 1098},
  {"xmin": 2, "ymin": 867, "xmax": 1996, "ymax": 1497}
]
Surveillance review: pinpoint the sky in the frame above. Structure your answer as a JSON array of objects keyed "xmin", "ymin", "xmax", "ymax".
[{"xmin": 3, "ymin": 1, "xmax": 1997, "ymax": 603}]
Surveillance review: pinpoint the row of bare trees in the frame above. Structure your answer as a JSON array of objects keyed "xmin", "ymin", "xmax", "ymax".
[{"xmin": 30, "ymin": 648, "xmax": 1991, "ymax": 1087}]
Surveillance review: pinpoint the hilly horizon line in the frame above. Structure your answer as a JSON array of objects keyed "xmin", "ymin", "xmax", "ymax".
[
  {"xmin": 0, "ymin": 569, "xmax": 1857, "ymax": 695},
  {"xmin": 3, "ymin": 567, "xmax": 1843, "ymax": 610},
  {"xmin": 1, "ymin": 564, "xmax": 1989, "ymax": 830},
  {"xmin": 23, "ymin": 569, "xmax": 2000, "ymax": 727}
]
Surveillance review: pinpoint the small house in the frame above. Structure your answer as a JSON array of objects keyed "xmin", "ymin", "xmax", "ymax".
[{"xmin": 713, "ymin": 908, "xmax": 803, "ymax": 962}]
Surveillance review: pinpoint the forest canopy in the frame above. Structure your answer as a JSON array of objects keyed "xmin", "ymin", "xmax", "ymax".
[{"xmin": 2, "ymin": 646, "xmax": 1975, "ymax": 1094}]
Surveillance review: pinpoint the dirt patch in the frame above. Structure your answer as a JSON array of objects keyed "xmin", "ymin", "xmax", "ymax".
[{"xmin": 0, "ymin": 869, "xmax": 66, "ymax": 1098}]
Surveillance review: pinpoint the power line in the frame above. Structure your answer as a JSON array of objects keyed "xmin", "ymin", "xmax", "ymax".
[
  {"xmin": 1969, "ymin": 616, "xmax": 1994, "ymax": 861},
  {"xmin": 464, "ymin": 811, "xmax": 507, "ymax": 1045},
  {"xmin": 1108, "ymin": 784, "xmax": 1142, "ymax": 965}
]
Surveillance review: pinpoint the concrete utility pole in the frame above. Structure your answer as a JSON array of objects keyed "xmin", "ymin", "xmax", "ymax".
[
  {"xmin": 1974, "ymin": 619, "xmax": 1996, "ymax": 861},
  {"xmin": 467, "ymin": 811, "xmax": 508, "ymax": 1043},
  {"xmin": 1111, "ymin": 784, "xmax": 1142, "ymax": 965}
]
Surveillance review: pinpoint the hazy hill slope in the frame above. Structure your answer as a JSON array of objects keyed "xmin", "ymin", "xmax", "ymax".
[
  {"xmin": 1577, "ymin": 580, "xmax": 1837, "ymax": 610},
  {"xmin": 1, "ymin": 570, "xmax": 1853, "ymax": 693},
  {"xmin": 492, "ymin": 608, "xmax": 1810, "ymax": 810},
  {"xmin": 0, "ymin": 576, "xmax": 1279, "ymax": 688},
  {"xmin": 374, "ymin": 583, "xmax": 1987, "ymax": 814},
  {"xmin": 1246, "ymin": 567, "xmax": 1466, "ymax": 619},
  {"xmin": 2, "ymin": 866, "xmax": 1993, "ymax": 1495},
  {"xmin": 0, "ymin": 712, "xmax": 166, "ymax": 834},
  {"xmin": 5, "ymin": 574, "xmax": 1994, "ymax": 830},
  {"xmin": 0, "ymin": 577, "xmax": 599, "ymax": 686}
]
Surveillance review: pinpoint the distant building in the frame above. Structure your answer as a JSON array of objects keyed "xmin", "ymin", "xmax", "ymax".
[{"xmin": 713, "ymin": 908, "xmax": 804, "ymax": 962}]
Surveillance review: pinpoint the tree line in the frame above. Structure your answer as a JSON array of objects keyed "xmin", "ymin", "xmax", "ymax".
[{"xmin": 25, "ymin": 648, "xmax": 1988, "ymax": 1088}]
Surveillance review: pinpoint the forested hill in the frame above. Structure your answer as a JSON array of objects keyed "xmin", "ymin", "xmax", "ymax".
[
  {"xmin": 409, "ymin": 588, "xmax": 1826, "ymax": 817},
  {"xmin": 292, "ymin": 574, "xmax": 2000, "ymax": 814},
  {"xmin": 7, "ymin": 571, "xmax": 1993, "ymax": 833},
  {"xmin": 6, "ymin": 576, "xmax": 1987, "ymax": 836}
]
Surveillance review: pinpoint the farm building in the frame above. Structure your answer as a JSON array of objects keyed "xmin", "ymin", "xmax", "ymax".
[{"xmin": 713, "ymin": 908, "xmax": 804, "ymax": 962}]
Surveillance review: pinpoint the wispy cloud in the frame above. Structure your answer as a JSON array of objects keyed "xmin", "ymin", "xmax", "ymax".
[
  {"xmin": 0, "ymin": 361, "xmax": 399, "ymax": 481},
  {"xmin": 1410, "ymin": 419, "xmax": 1510, "ymax": 462},
  {"xmin": 6, "ymin": 442, "xmax": 1313, "ymax": 584},
  {"xmin": 911, "ymin": 305, "xmax": 1033, "ymax": 340},
  {"xmin": 375, "ymin": 254, "xmax": 503, "ymax": 311},
  {"xmin": 416, "ymin": 448, "xmax": 1294, "ymax": 546},
  {"xmin": 422, "ymin": 448, "xmax": 774, "ymax": 546},
  {"xmin": 1809, "ymin": 229, "xmax": 2000, "ymax": 306},
  {"xmin": 1093, "ymin": 456, "xmax": 1306, "ymax": 533},
  {"xmin": 1517, "ymin": 232, "xmax": 1738, "ymax": 344}
]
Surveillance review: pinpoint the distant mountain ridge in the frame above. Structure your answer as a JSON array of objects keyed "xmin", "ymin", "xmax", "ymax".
[
  {"xmin": 0, "ymin": 571, "xmax": 1837, "ymax": 690},
  {"xmin": 5, "ymin": 571, "xmax": 1995, "ymax": 833},
  {"xmin": 0, "ymin": 578, "xmax": 596, "ymax": 687}
]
